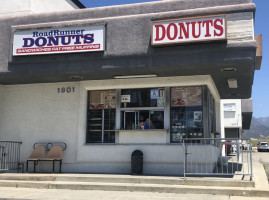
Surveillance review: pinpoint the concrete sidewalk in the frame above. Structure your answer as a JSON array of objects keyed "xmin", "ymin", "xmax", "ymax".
[
  {"xmin": 252, "ymin": 162, "xmax": 269, "ymax": 190},
  {"xmin": 0, "ymin": 161, "xmax": 267, "ymax": 200},
  {"xmin": 0, "ymin": 188, "xmax": 268, "ymax": 200}
]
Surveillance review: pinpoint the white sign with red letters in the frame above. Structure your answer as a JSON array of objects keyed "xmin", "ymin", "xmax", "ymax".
[
  {"xmin": 13, "ymin": 25, "xmax": 105, "ymax": 56},
  {"xmin": 152, "ymin": 15, "xmax": 227, "ymax": 46}
]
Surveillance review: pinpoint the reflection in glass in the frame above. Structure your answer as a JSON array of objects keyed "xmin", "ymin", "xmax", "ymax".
[
  {"xmin": 170, "ymin": 86, "xmax": 203, "ymax": 142},
  {"xmin": 87, "ymin": 90, "xmax": 116, "ymax": 143},
  {"xmin": 150, "ymin": 111, "xmax": 164, "ymax": 129},
  {"xmin": 121, "ymin": 88, "xmax": 165, "ymax": 108},
  {"xmin": 122, "ymin": 110, "xmax": 164, "ymax": 130}
]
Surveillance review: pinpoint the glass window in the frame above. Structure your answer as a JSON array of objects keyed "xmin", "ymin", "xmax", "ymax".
[
  {"xmin": 171, "ymin": 87, "xmax": 202, "ymax": 107},
  {"xmin": 123, "ymin": 111, "xmax": 137, "ymax": 130},
  {"xmin": 208, "ymin": 91, "xmax": 216, "ymax": 134},
  {"xmin": 89, "ymin": 90, "xmax": 116, "ymax": 110},
  {"xmin": 121, "ymin": 88, "xmax": 165, "ymax": 130},
  {"xmin": 121, "ymin": 110, "xmax": 164, "ymax": 130},
  {"xmin": 170, "ymin": 86, "xmax": 203, "ymax": 142},
  {"xmin": 121, "ymin": 88, "xmax": 165, "ymax": 108},
  {"xmin": 87, "ymin": 90, "xmax": 116, "ymax": 143},
  {"xmin": 150, "ymin": 111, "xmax": 165, "ymax": 129}
]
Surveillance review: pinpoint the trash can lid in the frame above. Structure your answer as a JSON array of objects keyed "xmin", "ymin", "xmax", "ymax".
[{"xmin": 132, "ymin": 150, "xmax": 143, "ymax": 156}]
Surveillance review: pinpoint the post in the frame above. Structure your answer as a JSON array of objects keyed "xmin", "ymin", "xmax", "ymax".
[
  {"xmin": 249, "ymin": 139, "xmax": 253, "ymax": 181},
  {"xmin": 183, "ymin": 140, "xmax": 186, "ymax": 179}
]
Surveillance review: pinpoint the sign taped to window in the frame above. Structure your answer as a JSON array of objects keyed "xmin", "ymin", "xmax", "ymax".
[
  {"xmin": 121, "ymin": 95, "xmax": 131, "ymax": 103},
  {"xmin": 151, "ymin": 89, "xmax": 159, "ymax": 99}
]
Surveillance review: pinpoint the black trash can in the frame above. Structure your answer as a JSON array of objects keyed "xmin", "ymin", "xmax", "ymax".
[{"xmin": 131, "ymin": 150, "xmax": 143, "ymax": 175}]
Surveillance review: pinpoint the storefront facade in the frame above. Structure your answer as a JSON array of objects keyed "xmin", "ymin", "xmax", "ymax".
[{"xmin": 0, "ymin": 0, "xmax": 260, "ymax": 174}]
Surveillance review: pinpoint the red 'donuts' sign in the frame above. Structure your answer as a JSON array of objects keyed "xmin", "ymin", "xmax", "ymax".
[{"xmin": 152, "ymin": 15, "xmax": 227, "ymax": 46}]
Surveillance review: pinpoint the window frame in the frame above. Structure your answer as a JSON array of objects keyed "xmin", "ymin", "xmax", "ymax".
[
  {"xmin": 119, "ymin": 87, "xmax": 166, "ymax": 130},
  {"xmin": 86, "ymin": 90, "xmax": 116, "ymax": 143},
  {"xmin": 170, "ymin": 86, "xmax": 204, "ymax": 142},
  {"xmin": 121, "ymin": 109, "xmax": 165, "ymax": 130},
  {"xmin": 85, "ymin": 86, "xmax": 216, "ymax": 144}
]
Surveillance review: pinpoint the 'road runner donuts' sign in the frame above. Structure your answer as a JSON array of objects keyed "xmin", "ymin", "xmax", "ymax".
[
  {"xmin": 152, "ymin": 15, "xmax": 227, "ymax": 46},
  {"xmin": 13, "ymin": 25, "xmax": 105, "ymax": 56}
]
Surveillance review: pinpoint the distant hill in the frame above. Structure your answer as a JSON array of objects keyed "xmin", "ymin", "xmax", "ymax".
[
  {"xmin": 243, "ymin": 117, "xmax": 269, "ymax": 139},
  {"xmin": 256, "ymin": 117, "xmax": 269, "ymax": 127}
]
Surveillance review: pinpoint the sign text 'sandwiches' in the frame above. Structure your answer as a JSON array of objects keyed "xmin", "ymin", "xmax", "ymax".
[
  {"xmin": 13, "ymin": 25, "xmax": 105, "ymax": 56},
  {"xmin": 152, "ymin": 15, "xmax": 226, "ymax": 46}
]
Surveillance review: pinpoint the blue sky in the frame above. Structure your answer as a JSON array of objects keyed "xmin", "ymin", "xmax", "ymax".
[
  {"xmin": 252, "ymin": 0, "xmax": 269, "ymax": 118},
  {"xmin": 80, "ymin": 0, "xmax": 268, "ymax": 118},
  {"xmin": 80, "ymin": 0, "xmax": 159, "ymax": 7}
]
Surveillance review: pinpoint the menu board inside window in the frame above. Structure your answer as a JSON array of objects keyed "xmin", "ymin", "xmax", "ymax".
[
  {"xmin": 171, "ymin": 87, "xmax": 202, "ymax": 107},
  {"xmin": 89, "ymin": 90, "xmax": 116, "ymax": 109}
]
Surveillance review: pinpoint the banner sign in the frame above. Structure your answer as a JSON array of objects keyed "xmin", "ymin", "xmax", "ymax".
[
  {"xmin": 13, "ymin": 25, "xmax": 105, "ymax": 56},
  {"xmin": 152, "ymin": 15, "xmax": 226, "ymax": 46}
]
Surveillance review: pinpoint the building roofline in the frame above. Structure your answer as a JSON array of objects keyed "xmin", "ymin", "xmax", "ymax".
[{"xmin": 71, "ymin": 0, "xmax": 86, "ymax": 9}]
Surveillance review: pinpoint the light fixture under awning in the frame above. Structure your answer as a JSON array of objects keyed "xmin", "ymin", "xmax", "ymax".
[
  {"xmin": 227, "ymin": 78, "xmax": 238, "ymax": 88},
  {"xmin": 114, "ymin": 74, "xmax": 157, "ymax": 79}
]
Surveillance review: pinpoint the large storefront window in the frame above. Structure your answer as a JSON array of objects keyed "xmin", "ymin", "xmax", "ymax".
[
  {"xmin": 121, "ymin": 88, "xmax": 165, "ymax": 130},
  {"xmin": 208, "ymin": 91, "xmax": 216, "ymax": 134},
  {"xmin": 86, "ymin": 86, "xmax": 215, "ymax": 143},
  {"xmin": 87, "ymin": 90, "xmax": 116, "ymax": 143},
  {"xmin": 170, "ymin": 87, "xmax": 203, "ymax": 142}
]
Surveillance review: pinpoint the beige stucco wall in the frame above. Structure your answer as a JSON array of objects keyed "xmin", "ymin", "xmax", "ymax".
[
  {"xmin": 0, "ymin": 75, "xmax": 221, "ymax": 174},
  {"xmin": 0, "ymin": 82, "xmax": 80, "ymax": 165},
  {"xmin": 76, "ymin": 75, "xmax": 221, "ymax": 173},
  {"xmin": 118, "ymin": 130, "xmax": 168, "ymax": 144}
]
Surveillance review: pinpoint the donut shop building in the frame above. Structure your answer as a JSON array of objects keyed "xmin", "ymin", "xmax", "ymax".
[{"xmin": 0, "ymin": 0, "xmax": 261, "ymax": 174}]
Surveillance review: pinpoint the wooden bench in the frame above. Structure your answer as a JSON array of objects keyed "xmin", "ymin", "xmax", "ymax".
[{"xmin": 26, "ymin": 143, "xmax": 66, "ymax": 173}]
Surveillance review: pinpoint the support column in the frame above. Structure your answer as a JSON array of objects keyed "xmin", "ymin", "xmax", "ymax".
[{"xmin": 0, "ymin": 85, "xmax": 2, "ymax": 139}]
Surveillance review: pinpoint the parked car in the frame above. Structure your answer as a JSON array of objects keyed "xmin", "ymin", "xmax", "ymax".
[{"xmin": 257, "ymin": 142, "xmax": 269, "ymax": 152}]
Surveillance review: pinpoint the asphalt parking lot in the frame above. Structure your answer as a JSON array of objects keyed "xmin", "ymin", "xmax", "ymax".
[{"xmin": 252, "ymin": 151, "xmax": 269, "ymax": 163}]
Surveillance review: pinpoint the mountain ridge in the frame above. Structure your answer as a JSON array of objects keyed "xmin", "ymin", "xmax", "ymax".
[{"xmin": 243, "ymin": 116, "xmax": 269, "ymax": 139}]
